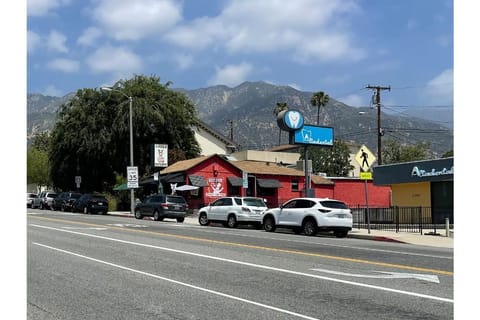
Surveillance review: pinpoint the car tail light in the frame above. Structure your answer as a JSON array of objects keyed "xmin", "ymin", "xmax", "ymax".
[
  {"xmin": 318, "ymin": 208, "xmax": 331, "ymax": 213},
  {"xmin": 161, "ymin": 203, "xmax": 168, "ymax": 208}
]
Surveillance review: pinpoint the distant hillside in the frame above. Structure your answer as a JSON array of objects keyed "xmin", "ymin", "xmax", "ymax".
[{"xmin": 27, "ymin": 82, "xmax": 453, "ymax": 157}]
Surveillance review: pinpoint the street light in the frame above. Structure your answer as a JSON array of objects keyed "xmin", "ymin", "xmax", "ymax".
[{"xmin": 100, "ymin": 87, "xmax": 135, "ymax": 216}]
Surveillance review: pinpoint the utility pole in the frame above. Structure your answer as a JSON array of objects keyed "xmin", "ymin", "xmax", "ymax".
[
  {"xmin": 228, "ymin": 120, "xmax": 234, "ymax": 141},
  {"xmin": 366, "ymin": 85, "xmax": 390, "ymax": 165}
]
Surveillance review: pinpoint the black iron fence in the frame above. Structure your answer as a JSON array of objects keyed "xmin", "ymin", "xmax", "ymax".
[{"xmin": 352, "ymin": 206, "xmax": 453, "ymax": 234}]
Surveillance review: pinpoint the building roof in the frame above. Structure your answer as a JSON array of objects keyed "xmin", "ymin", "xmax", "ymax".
[
  {"xmin": 159, "ymin": 154, "xmax": 333, "ymax": 185},
  {"xmin": 159, "ymin": 155, "xmax": 212, "ymax": 174},
  {"xmin": 230, "ymin": 161, "xmax": 333, "ymax": 185}
]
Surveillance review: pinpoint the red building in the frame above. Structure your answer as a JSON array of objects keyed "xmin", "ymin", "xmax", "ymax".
[{"xmin": 151, "ymin": 154, "xmax": 390, "ymax": 209}]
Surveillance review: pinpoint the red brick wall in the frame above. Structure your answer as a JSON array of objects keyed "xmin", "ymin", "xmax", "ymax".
[{"xmin": 329, "ymin": 179, "xmax": 391, "ymax": 207}]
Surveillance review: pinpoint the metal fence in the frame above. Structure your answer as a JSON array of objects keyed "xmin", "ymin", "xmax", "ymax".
[{"xmin": 351, "ymin": 206, "xmax": 453, "ymax": 234}]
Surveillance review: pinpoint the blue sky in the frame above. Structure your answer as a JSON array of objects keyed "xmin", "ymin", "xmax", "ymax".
[{"xmin": 26, "ymin": 0, "xmax": 454, "ymax": 108}]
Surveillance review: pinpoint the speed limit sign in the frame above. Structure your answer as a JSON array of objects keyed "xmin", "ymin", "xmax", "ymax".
[{"xmin": 127, "ymin": 166, "xmax": 138, "ymax": 188}]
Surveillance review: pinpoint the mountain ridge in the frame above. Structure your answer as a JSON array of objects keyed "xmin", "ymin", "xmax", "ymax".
[{"xmin": 27, "ymin": 81, "xmax": 453, "ymax": 156}]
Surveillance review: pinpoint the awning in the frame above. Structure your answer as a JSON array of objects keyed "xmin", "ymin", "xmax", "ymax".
[
  {"xmin": 188, "ymin": 175, "xmax": 208, "ymax": 187},
  {"xmin": 159, "ymin": 172, "xmax": 185, "ymax": 183},
  {"xmin": 256, "ymin": 178, "xmax": 281, "ymax": 188},
  {"xmin": 113, "ymin": 183, "xmax": 129, "ymax": 191},
  {"xmin": 227, "ymin": 177, "xmax": 244, "ymax": 187},
  {"xmin": 175, "ymin": 184, "xmax": 199, "ymax": 191}
]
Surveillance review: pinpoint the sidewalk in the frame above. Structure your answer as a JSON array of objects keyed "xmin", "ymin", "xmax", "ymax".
[{"xmin": 108, "ymin": 211, "xmax": 453, "ymax": 249}]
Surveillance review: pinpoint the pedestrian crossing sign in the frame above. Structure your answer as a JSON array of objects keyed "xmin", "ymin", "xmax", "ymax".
[{"xmin": 355, "ymin": 145, "xmax": 376, "ymax": 172}]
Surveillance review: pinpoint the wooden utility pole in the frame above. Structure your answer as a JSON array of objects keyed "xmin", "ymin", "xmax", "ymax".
[{"xmin": 366, "ymin": 85, "xmax": 390, "ymax": 165}]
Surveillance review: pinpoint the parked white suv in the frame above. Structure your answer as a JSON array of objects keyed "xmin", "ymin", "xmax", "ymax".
[
  {"xmin": 262, "ymin": 198, "xmax": 352, "ymax": 237},
  {"xmin": 198, "ymin": 197, "xmax": 268, "ymax": 228}
]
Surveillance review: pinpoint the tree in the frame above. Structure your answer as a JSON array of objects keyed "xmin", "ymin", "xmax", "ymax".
[
  {"xmin": 382, "ymin": 139, "xmax": 430, "ymax": 164},
  {"xmin": 30, "ymin": 131, "xmax": 52, "ymax": 152},
  {"xmin": 49, "ymin": 75, "xmax": 201, "ymax": 192},
  {"xmin": 310, "ymin": 91, "xmax": 330, "ymax": 125},
  {"xmin": 301, "ymin": 140, "xmax": 354, "ymax": 177},
  {"xmin": 27, "ymin": 147, "xmax": 51, "ymax": 189},
  {"xmin": 273, "ymin": 102, "xmax": 288, "ymax": 145}
]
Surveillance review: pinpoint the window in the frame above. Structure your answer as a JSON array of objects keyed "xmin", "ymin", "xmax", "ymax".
[{"xmin": 291, "ymin": 179, "xmax": 299, "ymax": 192}]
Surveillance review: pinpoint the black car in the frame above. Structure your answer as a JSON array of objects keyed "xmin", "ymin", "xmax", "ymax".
[
  {"xmin": 73, "ymin": 193, "xmax": 109, "ymax": 214},
  {"xmin": 52, "ymin": 191, "xmax": 82, "ymax": 212},
  {"xmin": 135, "ymin": 194, "xmax": 188, "ymax": 222}
]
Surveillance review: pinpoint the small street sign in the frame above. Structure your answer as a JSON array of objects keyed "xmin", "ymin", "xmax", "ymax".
[
  {"xmin": 355, "ymin": 145, "xmax": 376, "ymax": 172},
  {"xmin": 360, "ymin": 172, "xmax": 373, "ymax": 180},
  {"xmin": 127, "ymin": 166, "xmax": 139, "ymax": 188}
]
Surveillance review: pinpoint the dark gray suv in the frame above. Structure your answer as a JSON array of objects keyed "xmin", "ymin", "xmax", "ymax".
[{"xmin": 135, "ymin": 194, "xmax": 188, "ymax": 222}]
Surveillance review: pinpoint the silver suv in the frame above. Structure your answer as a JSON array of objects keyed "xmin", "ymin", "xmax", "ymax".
[
  {"xmin": 32, "ymin": 191, "xmax": 57, "ymax": 210},
  {"xmin": 262, "ymin": 198, "xmax": 353, "ymax": 237},
  {"xmin": 198, "ymin": 197, "xmax": 267, "ymax": 228}
]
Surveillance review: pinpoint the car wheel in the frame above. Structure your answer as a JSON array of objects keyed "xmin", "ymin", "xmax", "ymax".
[
  {"xmin": 302, "ymin": 219, "xmax": 318, "ymax": 236},
  {"xmin": 153, "ymin": 210, "xmax": 160, "ymax": 221},
  {"xmin": 199, "ymin": 213, "xmax": 209, "ymax": 226},
  {"xmin": 61, "ymin": 204, "xmax": 66, "ymax": 212},
  {"xmin": 135, "ymin": 209, "xmax": 143, "ymax": 220},
  {"xmin": 40, "ymin": 203, "xmax": 44, "ymax": 210},
  {"xmin": 226, "ymin": 215, "xmax": 237, "ymax": 228},
  {"xmin": 176, "ymin": 217, "xmax": 184, "ymax": 223},
  {"xmin": 263, "ymin": 216, "xmax": 276, "ymax": 232},
  {"xmin": 334, "ymin": 230, "xmax": 348, "ymax": 238}
]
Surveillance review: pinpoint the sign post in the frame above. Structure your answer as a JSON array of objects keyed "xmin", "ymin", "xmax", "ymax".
[{"xmin": 355, "ymin": 145, "xmax": 376, "ymax": 234}]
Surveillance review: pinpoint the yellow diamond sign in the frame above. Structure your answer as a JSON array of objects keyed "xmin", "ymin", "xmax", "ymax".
[{"xmin": 355, "ymin": 145, "xmax": 376, "ymax": 172}]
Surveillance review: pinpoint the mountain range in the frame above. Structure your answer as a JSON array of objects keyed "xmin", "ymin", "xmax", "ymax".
[{"xmin": 27, "ymin": 81, "xmax": 453, "ymax": 157}]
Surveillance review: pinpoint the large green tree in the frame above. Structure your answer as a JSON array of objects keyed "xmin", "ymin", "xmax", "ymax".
[
  {"xmin": 382, "ymin": 139, "xmax": 430, "ymax": 164},
  {"xmin": 301, "ymin": 140, "xmax": 354, "ymax": 177},
  {"xmin": 310, "ymin": 91, "xmax": 330, "ymax": 125},
  {"xmin": 49, "ymin": 75, "xmax": 200, "ymax": 192},
  {"xmin": 27, "ymin": 147, "xmax": 51, "ymax": 188}
]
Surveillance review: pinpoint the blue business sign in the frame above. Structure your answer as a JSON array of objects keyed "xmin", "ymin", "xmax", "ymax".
[{"xmin": 293, "ymin": 125, "xmax": 334, "ymax": 146}]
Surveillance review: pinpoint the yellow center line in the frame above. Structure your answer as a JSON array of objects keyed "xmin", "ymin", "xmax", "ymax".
[{"xmin": 29, "ymin": 216, "xmax": 453, "ymax": 276}]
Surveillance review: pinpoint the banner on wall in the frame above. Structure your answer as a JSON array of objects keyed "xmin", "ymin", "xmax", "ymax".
[{"xmin": 206, "ymin": 177, "xmax": 226, "ymax": 197}]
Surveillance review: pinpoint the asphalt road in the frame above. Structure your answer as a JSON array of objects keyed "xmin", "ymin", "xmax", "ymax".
[{"xmin": 27, "ymin": 209, "xmax": 453, "ymax": 320}]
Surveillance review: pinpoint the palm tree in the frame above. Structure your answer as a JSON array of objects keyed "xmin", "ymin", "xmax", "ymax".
[
  {"xmin": 310, "ymin": 91, "xmax": 330, "ymax": 125},
  {"xmin": 273, "ymin": 102, "xmax": 288, "ymax": 145}
]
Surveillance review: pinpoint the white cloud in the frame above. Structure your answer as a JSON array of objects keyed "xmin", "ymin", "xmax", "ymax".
[
  {"xmin": 27, "ymin": 0, "xmax": 71, "ymax": 16},
  {"xmin": 27, "ymin": 30, "xmax": 42, "ymax": 54},
  {"xmin": 208, "ymin": 63, "xmax": 253, "ymax": 87},
  {"xmin": 43, "ymin": 84, "xmax": 64, "ymax": 96},
  {"xmin": 92, "ymin": 0, "xmax": 182, "ymax": 41},
  {"xmin": 338, "ymin": 94, "xmax": 365, "ymax": 107},
  {"xmin": 47, "ymin": 30, "xmax": 68, "ymax": 53},
  {"xmin": 173, "ymin": 53, "xmax": 194, "ymax": 70},
  {"xmin": 47, "ymin": 58, "xmax": 80, "ymax": 73},
  {"xmin": 424, "ymin": 68, "xmax": 453, "ymax": 106},
  {"xmin": 77, "ymin": 27, "xmax": 103, "ymax": 47},
  {"xmin": 165, "ymin": 0, "xmax": 362, "ymax": 63},
  {"xmin": 86, "ymin": 45, "xmax": 143, "ymax": 75}
]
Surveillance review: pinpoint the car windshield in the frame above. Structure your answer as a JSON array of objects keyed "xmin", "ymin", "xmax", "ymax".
[
  {"xmin": 243, "ymin": 198, "xmax": 266, "ymax": 207},
  {"xmin": 92, "ymin": 196, "xmax": 106, "ymax": 201},
  {"xmin": 319, "ymin": 200, "xmax": 348, "ymax": 209}
]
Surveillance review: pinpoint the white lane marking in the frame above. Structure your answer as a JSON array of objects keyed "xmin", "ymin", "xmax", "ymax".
[
  {"xmin": 63, "ymin": 227, "xmax": 109, "ymax": 230},
  {"xmin": 310, "ymin": 268, "xmax": 440, "ymax": 283},
  {"xmin": 29, "ymin": 224, "xmax": 453, "ymax": 304},
  {"xmin": 33, "ymin": 242, "xmax": 320, "ymax": 320},
  {"xmin": 106, "ymin": 223, "xmax": 148, "ymax": 228}
]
